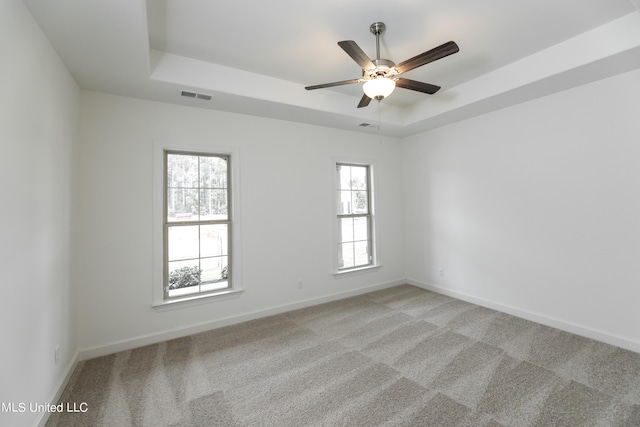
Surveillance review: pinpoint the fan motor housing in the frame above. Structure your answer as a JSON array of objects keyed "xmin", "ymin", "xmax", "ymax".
[{"xmin": 365, "ymin": 58, "xmax": 397, "ymax": 79}]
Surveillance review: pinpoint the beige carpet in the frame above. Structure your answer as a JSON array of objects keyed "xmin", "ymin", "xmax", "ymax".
[{"xmin": 47, "ymin": 285, "xmax": 640, "ymax": 426}]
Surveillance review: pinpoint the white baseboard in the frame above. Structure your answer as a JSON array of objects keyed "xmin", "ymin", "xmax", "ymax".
[
  {"xmin": 35, "ymin": 350, "xmax": 80, "ymax": 427},
  {"xmin": 406, "ymin": 278, "xmax": 640, "ymax": 354},
  {"xmin": 79, "ymin": 278, "xmax": 405, "ymax": 360}
]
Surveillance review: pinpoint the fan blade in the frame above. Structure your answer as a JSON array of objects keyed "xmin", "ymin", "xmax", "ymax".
[
  {"xmin": 338, "ymin": 40, "xmax": 375, "ymax": 70},
  {"xmin": 357, "ymin": 94, "xmax": 372, "ymax": 108},
  {"xmin": 305, "ymin": 78, "xmax": 361, "ymax": 90},
  {"xmin": 395, "ymin": 41, "xmax": 459, "ymax": 74},
  {"xmin": 395, "ymin": 78, "xmax": 441, "ymax": 94}
]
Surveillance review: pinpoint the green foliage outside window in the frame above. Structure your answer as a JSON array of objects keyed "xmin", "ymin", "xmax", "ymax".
[{"xmin": 168, "ymin": 266, "xmax": 202, "ymax": 289}]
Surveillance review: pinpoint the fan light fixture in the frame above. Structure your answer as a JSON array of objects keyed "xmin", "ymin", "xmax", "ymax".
[{"xmin": 363, "ymin": 78, "xmax": 395, "ymax": 100}]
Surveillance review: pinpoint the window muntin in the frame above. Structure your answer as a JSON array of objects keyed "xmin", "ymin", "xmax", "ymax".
[
  {"xmin": 336, "ymin": 163, "xmax": 373, "ymax": 270},
  {"xmin": 165, "ymin": 152, "xmax": 231, "ymax": 299}
]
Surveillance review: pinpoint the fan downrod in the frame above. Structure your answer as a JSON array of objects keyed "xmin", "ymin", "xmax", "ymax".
[{"xmin": 369, "ymin": 22, "xmax": 387, "ymax": 63}]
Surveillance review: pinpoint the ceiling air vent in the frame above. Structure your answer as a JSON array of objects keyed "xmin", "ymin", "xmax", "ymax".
[{"xmin": 180, "ymin": 90, "xmax": 213, "ymax": 101}]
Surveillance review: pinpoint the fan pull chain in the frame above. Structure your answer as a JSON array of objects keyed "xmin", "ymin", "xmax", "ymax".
[{"xmin": 377, "ymin": 99, "xmax": 382, "ymax": 145}]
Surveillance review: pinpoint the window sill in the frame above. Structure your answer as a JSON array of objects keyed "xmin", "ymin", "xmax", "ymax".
[
  {"xmin": 333, "ymin": 264, "xmax": 381, "ymax": 278},
  {"xmin": 152, "ymin": 288, "xmax": 244, "ymax": 312}
]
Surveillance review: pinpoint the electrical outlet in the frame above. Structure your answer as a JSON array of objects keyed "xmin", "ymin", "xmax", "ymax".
[
  {"xmin": 297, "ymin": 280, "xmax": 303, "ymax": 289},
  {"xmin": 438, "ymin": 268, "xmax": 445, "ymax": 278},
  {"xmin": 54, "ymin": 346, "xmax": 60, "ymax": 364}
]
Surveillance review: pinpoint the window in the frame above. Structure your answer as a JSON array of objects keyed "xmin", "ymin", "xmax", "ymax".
[
  {"xmin": 164, "ymin": 151, "xmax": 231, "ymax": 299},
  {"xmin": 336, "ymin": 163, "xmax": 375, "ymax": 271}
]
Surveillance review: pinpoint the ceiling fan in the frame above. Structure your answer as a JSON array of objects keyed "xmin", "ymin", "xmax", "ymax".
[{"xmin": 305, "ymin": 22, "xmax": 459, "ymax": 108}]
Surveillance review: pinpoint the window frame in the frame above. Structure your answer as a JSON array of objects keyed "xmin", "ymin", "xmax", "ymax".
[
  {"xmin": 153, "ymin": 141, "xmax": 242, "ymax": 309},
  {"xmin": 333, "ymin": 160, "xmax": 379, "ymax": 274},
  {"xmin": 164, "ymin": 150, "xmax": 231, "ymax": 299}
]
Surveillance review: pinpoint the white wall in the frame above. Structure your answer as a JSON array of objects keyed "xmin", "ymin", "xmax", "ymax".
[
  {"xmin": 0, "ymin": 1, "xmax": 79, "ymax": 426},
  {"xmin": 76, "ymin": 92, "xmax": 405, "ymax": 354},
  {"xmin": 402, "ymin": 67, "xmax": 640, "ymax": 351}
]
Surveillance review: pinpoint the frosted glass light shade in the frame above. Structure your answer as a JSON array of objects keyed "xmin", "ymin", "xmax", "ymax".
[{"xmin": 363, "ymin": 78, "xmax": 395, "ymax": 99}]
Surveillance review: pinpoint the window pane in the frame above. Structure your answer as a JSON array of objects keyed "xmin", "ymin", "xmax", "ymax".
[
  {"xmin": 201, "ymin": 279, "xmax": 229, "ymax": 293},
  {"xmin": 354, "ymin": 241, "xmax": 370, "ymax": 266},
  {"xmin": 199, "ymin": 189, "xmax": 227, "ymax": 220},
  {"xmin": 350, "ymin": 166, "xmax": 367, "ymax": 190},
  {"xmin": 352, "ymin": 190, "xmax": 368, "ymax": 214},
  {"xmin": 168, "ymin": 225, "xmax": 199, "ymax": 261},
  {"xmin": 339, "ymin": 242, "xmax": 354, "ymax": 269},
  {"xmin": 167, "ymin": 154, "xmax": 198, "ymax": 188},
  {"xmin": 353, "ymin": 217, "xmax": 369, "ymax": 241},
  {"xmin": 339, "ymin": 218, "xmax": 354, "ymax": 243},
  {"xmin": 339, "ymin": 166, "xmax": 351, "ymax": 191},
  {"xmin": 200, "ymin": 224, "xmax": 228, "ymax": 257},
  {"xmin": 338, "ymin": 190, "xmax": 352, "ymax": 214},
  {"xmin": 168, "ymin": 259, "xmax": 201, "ymax": 294},
  {"xmin": 200, "ymin": 156, "xmax": 227, "ymax": 189},
  {"xmin": 167, "ymin": 189, "xmax": 198, "ymax": 222},
  {"xmin": 201, "ymin": 256, "xmax": 229, "ymax": 285}
]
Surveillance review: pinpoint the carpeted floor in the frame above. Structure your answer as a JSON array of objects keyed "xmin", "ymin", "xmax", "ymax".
[{"xmin": 47, "ymin": 285, "xmax": 640, "ymax": 426}]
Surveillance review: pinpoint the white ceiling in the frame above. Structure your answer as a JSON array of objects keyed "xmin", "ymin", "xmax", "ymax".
[{"xmin": 23, "ymin": 0, "xmax": 640, "ymax": 137}]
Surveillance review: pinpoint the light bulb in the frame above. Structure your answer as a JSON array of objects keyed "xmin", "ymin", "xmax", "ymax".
[{"xmin": 363, "ymin": 78, "xmax": 395, "ymax": 99}]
